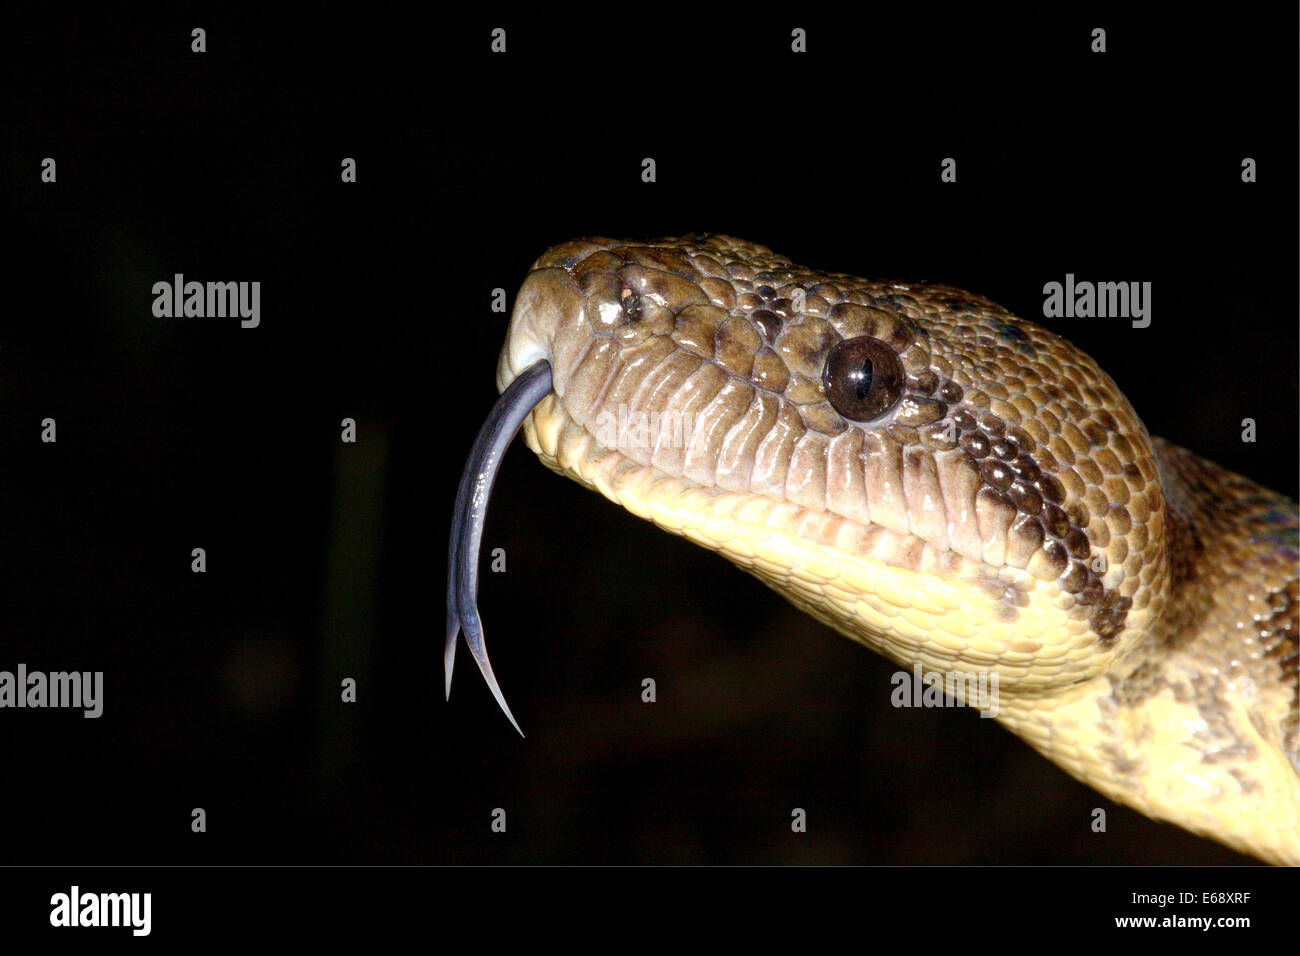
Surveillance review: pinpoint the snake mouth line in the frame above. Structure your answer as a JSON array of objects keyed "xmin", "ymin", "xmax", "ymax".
[
  {"xmin": 445, "ymin": 359, "xmax": 553, "ymax": 735},
  {"xmin": 448, "ymin": 358, "xmax": 1114, "ymax": 727}
]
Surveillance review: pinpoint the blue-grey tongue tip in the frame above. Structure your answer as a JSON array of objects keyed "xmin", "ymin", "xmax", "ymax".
[{"xmin": 444, "ymin": 360, "xmax": 552, "ymax": 734}]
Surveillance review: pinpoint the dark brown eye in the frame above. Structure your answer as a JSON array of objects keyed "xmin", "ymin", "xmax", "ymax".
[{"xmin": 822, "ymin": 335, "xmax": 905, "ymax": 422}]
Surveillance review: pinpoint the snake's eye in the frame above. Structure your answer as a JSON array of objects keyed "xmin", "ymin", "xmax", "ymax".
[{"xmin": 822, "ymin": 335, "xmax": 905, "ymax": 422}]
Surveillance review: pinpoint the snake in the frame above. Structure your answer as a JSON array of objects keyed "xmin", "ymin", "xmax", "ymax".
[{"xmin": 445, "ymin": 234, "xmax": 1299, "ymax": 864}]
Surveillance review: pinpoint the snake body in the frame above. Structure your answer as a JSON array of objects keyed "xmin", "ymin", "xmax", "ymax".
[{"xmin": 449, "ymin": 234, "xmax": 1299, "ymax": 863}]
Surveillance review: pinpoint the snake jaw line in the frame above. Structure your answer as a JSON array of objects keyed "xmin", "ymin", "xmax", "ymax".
[{"xmin": 445, "ymin": 360, "xmax": 553, "ymax": 737}]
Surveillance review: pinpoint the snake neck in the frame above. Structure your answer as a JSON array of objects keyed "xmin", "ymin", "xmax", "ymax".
[
  {"xmin": 1150, "ymin": 438, "xmax": 1297, "ymax": 664},
  {"xmin": 996, "ymin": 437, "xmax": 1299, "ymax": 863}
]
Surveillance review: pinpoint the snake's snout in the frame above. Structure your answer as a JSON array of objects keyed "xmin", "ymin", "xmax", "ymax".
[
  {"xmin": 445, "ymin": 360, "xmax": 553, "ymax": 735},
  {"xmin": 495, "ymin": 266, "xmax": 588, "ymax": 396}
]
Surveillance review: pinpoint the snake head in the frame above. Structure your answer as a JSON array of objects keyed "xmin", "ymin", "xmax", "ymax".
[{"xmin": 453, "ymin": 235, "xmax": 1173, "ymax": 727}]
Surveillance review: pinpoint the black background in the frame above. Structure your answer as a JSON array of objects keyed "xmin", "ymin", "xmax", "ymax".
[{"xmin": 2, "ymin": 6, "xmax": 1296, "ymax": 874}]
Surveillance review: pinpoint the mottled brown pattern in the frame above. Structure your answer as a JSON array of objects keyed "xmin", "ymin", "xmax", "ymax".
[
  {"xmin": 500, "ymin": 234, "xmax": 1300, "ymax": 862},
  {"xmin": 528, "ymin": 234, "xmax": 1155, "ymax": 640},
  {"xmin": 1261, "ymin": 580, "xmax": 1300, "ymax": 768},
  {"xmin": 1145, "ymin": 439, "xmax": 1300, "ymax": 773},
  {"xmin": 945, "ymin": 397, "xmax": 1127, "ymax": 637}
]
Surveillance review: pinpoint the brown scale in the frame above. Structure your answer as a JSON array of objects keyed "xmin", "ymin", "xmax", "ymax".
[
  {"xmin": 744, "ymin": 283, "xmax": 1119, "ymax": 634},
  {"xmin": 514, "ymin": 234, "xmax": 1298, "ymax": 862},
  {"xmin": 1257, "ymin": 579, "xmax": 1299, "ymax": 764},
  {"xmin": 1112, "ymin": 659, "xmax": 1168, "ymax": 708},
  {"xmin": 688, "ymin": 237, "xmax": 1135, "ymax": 639},
  {"xmin": 943, "ymin": 399, "xmax": 1132, "ymax": 638},
  {"xmin": 543, "ymin": 235, "xmax": 1161, "ymax": 646},
  {"xmin": 1140, "ymin": 437, "xmax": 1299, "ymax": 765}
]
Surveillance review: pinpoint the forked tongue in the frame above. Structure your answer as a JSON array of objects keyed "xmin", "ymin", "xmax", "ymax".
[{"xmin": 445, "ymin": 360, "xmax": 553, "ymax": 735}]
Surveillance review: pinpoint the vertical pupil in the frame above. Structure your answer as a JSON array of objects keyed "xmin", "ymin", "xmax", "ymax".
[{"xmin": 854, "ymin": 357, "xmax": 874, "ymax": 400}]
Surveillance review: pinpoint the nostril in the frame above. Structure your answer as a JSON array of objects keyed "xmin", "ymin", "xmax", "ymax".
[{"xmin": 620, "ymin": 290, "xmax": 643, "ymax": 322}]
